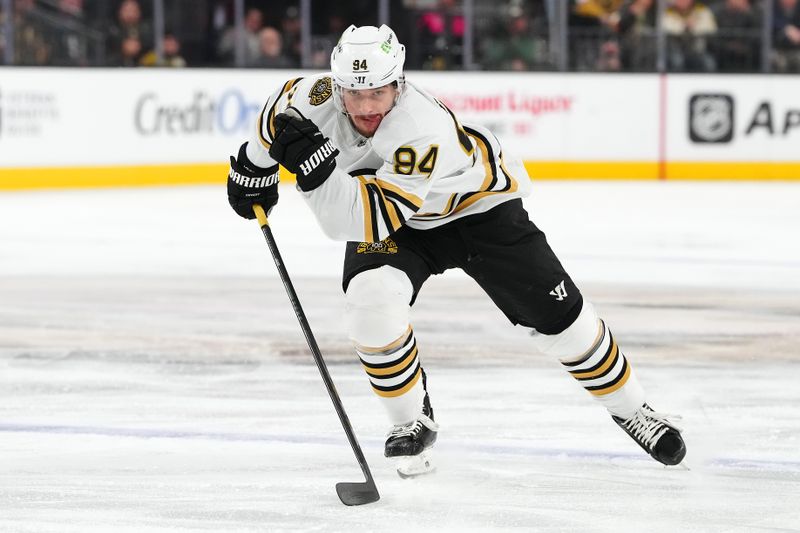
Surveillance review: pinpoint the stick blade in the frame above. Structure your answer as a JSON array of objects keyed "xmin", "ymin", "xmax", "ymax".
[{"xmin": 335, "ymin": 481, "xmax": 380, "ymax": 506}]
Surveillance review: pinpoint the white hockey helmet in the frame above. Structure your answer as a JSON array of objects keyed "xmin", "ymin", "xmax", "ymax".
[{"xmin": 330, "ymin": 24, "xmax": 406, "ymax": 106}]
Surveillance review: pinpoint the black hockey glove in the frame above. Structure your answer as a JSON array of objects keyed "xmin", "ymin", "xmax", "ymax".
[
  {"xmin": 227, "ymin": 142, "xmax": 280, "ymax": 220},
  {"xmin": 269, "ymin": 107, "xmax": 339, "ymax": 192}
]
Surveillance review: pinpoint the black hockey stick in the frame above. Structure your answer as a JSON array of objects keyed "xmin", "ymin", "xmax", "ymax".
[{"xmin": 252, "ymin": 204, "xmax": 380, "ymax": 506}]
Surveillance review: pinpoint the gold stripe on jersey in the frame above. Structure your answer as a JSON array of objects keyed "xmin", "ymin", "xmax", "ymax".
[
  {"xmin": 375, "ymin": 178, "xmax": 423, "ymax": 210},
  {"xmin": 472, "ymin": 132, "xmax": 495, "ymax": 191},
  {"xmin": 286, "ymin": 80, "xmax": 303, "ymax": 106},
  {"xmin": 498, "ymin": 151, "xmax": 521, "ymax": 193},
  {"xmin": 451, "ymin": 131, "xmax": 519, "ymax": 215},
  {"xmin": 356, "ymin": 175, "xmax": 422, "ymax": 241},
  {"xmin": 357, "ymin": 178, "xmax": 376, "ymax": 242},
  {"xmin": 367, "ymin": 181, "xmax": 403, "ymax": 236},
  {"xmin": 383, "ymin": 195, "xmax": 405, "ymax": 230},
  {"xmin": 435, "ymin": 99, "xmax": 475, "ymax": 157},
  {"xmin": 414, "ymin": 193, "xmax": 458, "ymax": 219},
  {"xmin": 257, "ymin": 77, "xmax": 303, "ymax": 149},
  {"xmin": 356, "ymin": 176, "xmax": 390, "ymax": 241},
  {"xmin": 256, "ymin": 101, "xmax": 272, "ymax": 149},
  {"xmin": 268, "ymin": 78, "xmax": 303, "ymax": 139}
]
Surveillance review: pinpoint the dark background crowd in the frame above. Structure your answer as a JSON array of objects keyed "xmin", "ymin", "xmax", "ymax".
[{"xmin": 1, "ymin": 0, "xmax": 799, "ymax": 73}]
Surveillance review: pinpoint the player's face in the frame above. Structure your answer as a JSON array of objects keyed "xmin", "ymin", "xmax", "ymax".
[{"xmin": 342, "ymin": 85, "xmax": 398, "ymax": 137}]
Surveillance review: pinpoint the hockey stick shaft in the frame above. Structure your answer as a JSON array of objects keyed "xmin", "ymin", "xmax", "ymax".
[{"xmin": 252, "ymin": 204, "xmax": 379, "ymax": 506}]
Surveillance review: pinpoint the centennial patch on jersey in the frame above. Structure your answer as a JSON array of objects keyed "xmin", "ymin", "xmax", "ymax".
[
  {"xmin": 356, "ymin": 238, "xmax": 398, "ymax": 255},
  {"xmin": 309, "ymin": 77, "xmax": 333, "ymax": 106}
]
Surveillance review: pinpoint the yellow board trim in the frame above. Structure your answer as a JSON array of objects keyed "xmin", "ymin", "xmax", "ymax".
[
  {"xmin": 665, "ymin": 162, "xmax": 800, "ymax": 181},
  {"xmin": 525, "ymin": 161, "xmax": 800, "ymax": 180},
  {"xmin": 2, "ymin": 161, "xmax": 800, "ymax": 190},
  {"xmin": 0, "ymin": 164, "xmax": 297, "ymax": 190}
]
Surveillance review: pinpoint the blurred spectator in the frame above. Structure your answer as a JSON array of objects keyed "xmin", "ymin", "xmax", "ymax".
[
  {"xmin": 48, "ymin": 0, "xmax": 90, "ymax": 66},
  {"xmin": 140, "ymin": 32, "xmax": 187, "ymax": 67},
  {"xmin": 596, "ymin": 40, "xmax": 622, "ymax": 70},
  {"xmin": 251, "ymin": 26, "xmax": 294, "ymax": 68},
  {"xmin": 107, "ymin": 0, "xmax": 153, "ymax": 67},
  {"xmin": 710, "ymin": 0, "xmax": 761, "ymax": 72},
  {"xmin": 482, "ymin": 14, "xmax": 544, "ymax": 71},
  {"xmin": 58, "ymin": 0, "xmax": 83, "ymax": 17},
  {"xmin": 772, "ymin": 0, "xmax": 800, "ymax": 71},
  {"xmin": 664, "ymin": 0, "xmax": 718, "ymax": 71},
  {"xmin": 216, "ymin": 6, "xmax": 263, "ymax": 65},
  {"xmin": 206, "ymin": 0, "xmax": 233, "ymax": 64},
  {"xmin": 281, "ymin": 6, "xmax": 302, "ymax": 66},
  {"xmin": 569, "ymin": 0, "xmax": 625, "ymax": 70},
  {"xmin": 617, "ymin": 0, "xmax": 657, "ymax": 71},
  {"xmin": 4, "ymin": 0, "xmax": 51, "ymax": 65},
  {"xmin": 572, "ymin": 0, "xmax": 626, "ymax": 29},
  {"xmin": 416, "ymin": 0, "xmax": 464, "ymax": 70},
  {"xmin": 310, "ymin": 14, "xmax": 347, "ymax": 68}
]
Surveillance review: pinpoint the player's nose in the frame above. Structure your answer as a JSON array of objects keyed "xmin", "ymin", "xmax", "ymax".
[{"xmin": 356, "ymin": 99, "xmax": 377, "ymax": 115}]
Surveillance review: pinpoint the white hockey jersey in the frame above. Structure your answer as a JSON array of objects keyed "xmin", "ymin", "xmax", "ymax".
[{"xmin": 245, "ymin": 73, "xmax": 532, "ymax": 243}]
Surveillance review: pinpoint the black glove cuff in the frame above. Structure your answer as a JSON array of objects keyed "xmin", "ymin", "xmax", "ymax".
[
  {"xmin": 294, "ymin": 143, "xmax": 339, "ymax": 192},
  {"xmin": 234, "ymin": 142, "xmax": 277, "ymax": 176},
  {"xmin": 296, "ymin": 167, "xmax": 331, "ymax": 192}
]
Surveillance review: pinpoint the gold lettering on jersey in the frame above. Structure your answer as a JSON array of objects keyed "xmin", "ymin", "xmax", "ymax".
[
  {"xmin": 356, "ymin": 238, "xmax": 398, "ymax": 255},
  {"xmin": 309, "ymin": 77, "xmax": 333, "ymax": 106}
]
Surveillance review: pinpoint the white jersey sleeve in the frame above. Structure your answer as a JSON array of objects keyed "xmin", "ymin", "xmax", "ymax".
[{"xmin": 243, "ymin": 77, "xmax": 305, "ymax": 168}]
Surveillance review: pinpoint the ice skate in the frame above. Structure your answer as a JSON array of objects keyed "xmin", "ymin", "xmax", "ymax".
[
  {"xmin": 385, "ymin": 396, "xmax": 438, "ymax": 478},
  {"xmin": 613, "ymin": 403, "xmax": 686, "ymax": 466}
]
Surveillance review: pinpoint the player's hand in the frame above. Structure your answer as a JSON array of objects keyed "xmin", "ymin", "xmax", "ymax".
[
  {"xmin": 269, "ymin": 107, "xmax": 339, "ymax": 192},
  {"xmin": 227, "ymin": 142, "xmax": 280, "ymax": 220}
]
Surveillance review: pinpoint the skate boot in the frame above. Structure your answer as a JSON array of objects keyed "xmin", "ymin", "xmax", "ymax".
[
  {"xmin": 385, "ymin": 395, "xmax": 438, "ymax": 478},
  {"xmin": 613, "ymin": 403, "xmax": 686, "ymax": 466}
]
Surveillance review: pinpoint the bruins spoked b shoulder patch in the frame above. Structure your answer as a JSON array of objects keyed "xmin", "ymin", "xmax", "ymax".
[
  {"xmin": 357, "ymin": 238, "xmax": 398, "ymax": 254},
  {"xmin": 309, "ymin": 77, "xmax": 333, "ymax": 106}
]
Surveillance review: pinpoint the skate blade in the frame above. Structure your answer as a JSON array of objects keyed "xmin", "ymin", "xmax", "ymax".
[{"xmin": 394, "ymin": 451, "xmax": 435, "ymax": 479}]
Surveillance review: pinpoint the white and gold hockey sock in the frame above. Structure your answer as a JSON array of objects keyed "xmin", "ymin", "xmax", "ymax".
[
  {"xmin": 560, "ymin": 319, "xmax": 645, "ymax": 420},
  {"xmin": 355, "ymin": 326, "xmax": 426, "ymax": 425},
  {"xmin": 532, "ymin": 302, "xmax": 645, "ymax": 420}
]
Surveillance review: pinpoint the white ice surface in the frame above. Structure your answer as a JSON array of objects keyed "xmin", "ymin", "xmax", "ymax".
[{"xmin": 1, "ymin": 182, "xmax": 799, "ymax": 532}]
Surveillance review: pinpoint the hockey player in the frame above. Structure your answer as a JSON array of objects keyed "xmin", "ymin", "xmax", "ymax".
[{"xmin": 226, "ymin": 24, "xmax": 686, "ymax": 475}]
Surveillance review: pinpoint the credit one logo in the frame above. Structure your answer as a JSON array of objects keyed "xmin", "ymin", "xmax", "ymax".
[
  {"xmin": 134, "ymin": 89, "xmax": 260, "ymax": 136},
  {"xmin": 689, "ymin": 94, "xmax": 734, "ymax": 143}
]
